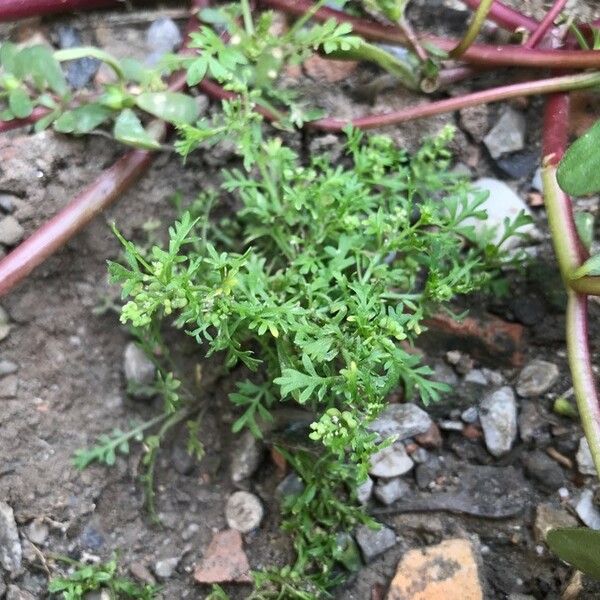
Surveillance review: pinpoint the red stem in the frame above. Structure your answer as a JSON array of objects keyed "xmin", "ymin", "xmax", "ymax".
[
  {"xmin": 0, "ymin": 146, "xmax": 158, "ymax": 296},
  {"xmin": 0, "ymin": 107, "xmax": 50, "ymax": 134},
  {"xmin": 460, "ymin": 0, "xmax": 538, "ymax": 32},
  {"xmin": 524, "ymin": 0, "xmax": 567, "ymax": 49},
  {"xmin": 0, "ymin": 0, "xmax": 119, "ymax": 22},
  {"xmin": 263, "ymin": 0, "xmax": 600, "ymax": 69}
]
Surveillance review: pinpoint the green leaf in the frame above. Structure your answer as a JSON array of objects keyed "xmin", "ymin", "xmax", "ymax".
[
  {"xmin": 575, "ymin": 211, "xmax": 595, "ymax": 251},
  {"xmin": 571, "ymin": 253, "xmax": 600, "ymax": 279},
  {"xmin": 113, "ymin": 109, "xmax": 161, "ymax": 150},
  {"xmin": 135, "ymin": 92, "xmax": 200, "ymax": 125},
  {"xmin": 8, "ymin": 87, "xmax": 32, "ymax": 118},
  {"xmin": 54, "ymin": 104, "xmax": 112, "ymax": 134},
  {"xmin": 558, "ymin": 118, "xmax": 600, "ymax": 196},
  {"xmin": 547, "ymin": 528, "xmax": 600, "ymax": 579},
  {"xmin": 16, "ymin": 45, "xmax": 67, "ymax": 95},
  {"xmin": 0, "ymin": 42, "xmax": 18, "ymax": 72}
]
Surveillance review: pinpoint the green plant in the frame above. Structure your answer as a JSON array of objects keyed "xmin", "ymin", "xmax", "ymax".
[
  {"xmin": 106, "ymin": 105, "xmax": 528, "ymax": 594},
  {"xmin": 48, "ymin": 556, "xmax": 158, "ymax": 600},
  {"xmin": 547, "ymin": 528, "xmax": 600, "ymax": 580}
]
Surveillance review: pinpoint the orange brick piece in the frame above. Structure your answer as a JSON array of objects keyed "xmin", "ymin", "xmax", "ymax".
[
  {"xmin": 194, "ymin": 529, "xmax": 251, "ymax": 584},
  {"xmin": 387, "ymin": 538, "xmax": 483, "ymax": 600}
]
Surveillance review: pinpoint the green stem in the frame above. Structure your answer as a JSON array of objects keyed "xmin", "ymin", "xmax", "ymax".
[
  {"xmin": 54, "ymin": 47, "xmax": 125, "ymax": 81},
  {"xmin": 241, "ymin": 0, "xmax": 254, "ymax": 36},
  {"xmin": 450, "ymin": 0, "xmax": 494, "ymax": 58}
]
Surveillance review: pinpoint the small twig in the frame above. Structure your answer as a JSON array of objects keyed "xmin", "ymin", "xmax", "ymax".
[{"xmin": 524, "ymin": 0, "xmax": 568, "ymax": 49}]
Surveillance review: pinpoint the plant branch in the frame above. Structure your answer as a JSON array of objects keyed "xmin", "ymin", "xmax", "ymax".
[
  {"xmin": 0, "ymin": 107, "xmax": 51, "ymax": 134},
  {"xmin": 450, "ymin": 0, "xmax": 494, "ymax": 58},
  {"xmin": 524, "ymin": 0, "xmax": 567, "ymax": 49},
  {"xmin": 460, "ymin": 0, "xmax": 538, "ymax": 32},
  {"xmin": 0, "ymin": 0, "xmax": 119, "ymax": 22},
  {"xmin": 262, "ymin": 0, "xmax": 600, "ymax": 69}
]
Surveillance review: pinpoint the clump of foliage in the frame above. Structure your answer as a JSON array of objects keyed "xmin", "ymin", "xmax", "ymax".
[
  {"xmin": 107, "ymin": 112, "xmax": 527, "ymax": 594},
  {"xmin": 48, "ymin": 556, "xmax": 158, "ymax": 600}
]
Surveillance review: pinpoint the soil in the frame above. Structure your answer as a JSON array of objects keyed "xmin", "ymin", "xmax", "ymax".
[{"xmin": 1, "ymin": 1, "xmax": 600, "ymax": 599}]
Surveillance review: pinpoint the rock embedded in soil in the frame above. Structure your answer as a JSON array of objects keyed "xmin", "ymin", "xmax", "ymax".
[
  {"xmin": 356, "ymin": 476, "xmax": 374, "ymax": 504},
  {"xmin": 387, "ymin": 538, "xmax": 483, "ymax": 600},
  {"xmin": 522, "ymin": 451, "xmax": 565, "ymax": 491},
  {"xmin": 194, "ymin": 529, "xmax": 251, "ymax": 584},
  {"xmin": 225, "ymin": 491, "xmax": 263, "ymax": 534},
  {"xmin": 483, "ymin": 107, "xmax": 526, "ymax": 159},
  {"xmin": 129, "ymin": 562, "xmax": 156, "ymax": 585},
  {"xmin": 355, "ymin": 523, "xmax": 396, "ymax": 563},
  {"xmin": 518, "ymin": 400, "xmax": 549, "ymax": 444},
  {"xmin": 576, "ymin": 489, "xmax": 600, "ymax": 530},
  {"xmin": 516, "ymin": 359, "xmax": 559, "ymax": 397},
  {"xmin": 0, "ymin": 216, "xmax": 24, "ymax": 246},
  {"xmin": 146, "ymin": 18, "xmax": 182, "ymax": 55},
  {"xmin": 5, "ymin": 586, "xmax": 36, "ymax": 600},
  {"xmin": 461, "ymin": 406, "xmax": 479, "ymax": 423},
  {"xmin": 55, "ymin": 25, "xmax": 100, "ymax": 89},
  {"xmin": 459, "ymin": 104, "xmax": 490, "ymax": 141},
  {"xmin": 123, "ymin": 342, "xmax": 155, "ymax": 388},
  {"xmin": 0, "ymin": 375, "xmax": 18, "ymax": 398},
  {"xmin": 374, "ymin": 478, "xmax": 410, "ymax": 506},
  {"xmin": 464, "ymin": 370, "xmax": 487, "ymax": 386},
  {"xmin": 230, "ymin": 430, "xmax": 263, "ymax": 483},
  {"xmin": 369, "ymin": 443, "xmax": 414, "ymax": 478},
  {"xmin": 533, "ymin": 503, "xmax": 578, "ymax": 543},
  {"xmin": 153, "ymin": 557, "xmax": 179, "ymax": 579},
  {"xmin": 0, "ymin": 360, "xmax": 18, "ymax": 376},
  {"xmin": 479, "ymin": 386, "xmax": 517, "ymax": 457},
  {"xmin": 276, "ymin": 473, "xmax": 304, "ymax": 497},
  {"xmin": 0, "ymin": 502, "xmax": 22, "ymax": 574},
  {"xmin": 25, "ymin": 519, "xmax": 48, "ymax": 546},
  {"xmin": 576, "ymin": 437, "xmax": 597, "ymax": 476},
  {"xmin": 368, "ymin": 403, "xmax": 433, "ymax": 441},
  {"xmin": 466, "ymin": 179, "xmax": 537, "ymax": 248},
  {"xmin": 0, "ymin": 194, "xmax": 16, "ymax": 214}
]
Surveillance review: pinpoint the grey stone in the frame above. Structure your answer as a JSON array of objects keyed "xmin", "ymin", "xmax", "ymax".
[
  {"xmin": 6, "ymin": 586, "xmax": 35, "ymax": 600},
  {"xmin": 464, "ymin": 369, "xmax": 487, "ymax": 386},
  {"xmin": 484, "ymin": 107, "xmax": 526, "ymax": 158},
  {"xmin": 0, "ymin": 502, "xmax": 21, "ymax": 574},
  {"xmin": 368, "ymin": 403, "xmax": 433, "ymax": 442},
  {"xmin": 170, "ymin": 445, "xmax": 194, "ymax": 476},
  {"xmin": 518, "ymin": 400, "xmax": 549, "ymax": 444},
  {"xmin": 0, "ymin": 216, "xmax": 23, "ymax": 246},
  {"xmin": 26, "ymin": 519, "xmax": 48, "ymax": 545},
  {"xmin": 533, "ymin": 503, "xmax": 578, "ymax": 542},
  {"xmin": 153, "ymin": 557, "xmax": 179, "ymax": 579},
  {"xmin": 432, "ymin": 360, "xmax": 458, "ymax": 386},
  {"xmin": 225, "ymin": 491, "xmax": 263, "ymax": 533},
  {"xmin": 0, "ymin": 194, "xmax": 16, "ymax": 214},
  {"xmin": 0, "ymin": 375, "xmax": 18, "ymax": 398},
  {"xmin": 459, "ymin": 104, "xmax": 489, "ymax": 141},
  {"xmin": 438, "ymin": 420, "xmax": 464, "ymax": 431},
  {"xmin": 415, "ymin": 457, "xmax": 442, "ymax": 490},
  {"xmin": 373, "ymin": 478, "xmax": 410, "ymax": 506},
  {"xmin": 355, "ymin": 523, "xmax": 396, "ymax": 562},
  {"xmin": 531, "ymin": 167, "xmax": 543, "ymax": 192},
  {"xmin": 230, "ymin": 430, "xmax": 263, "ymax": 482},
  {"xmin": 55, "ymin": 26, "xmax": 99, "ymax": 89},
  {"xmin": 356, "ymin": 476, "xmax": 373, "ymax": 504},
  {"xmin": 129, "ymin": 562, "xmax": 156, "ymax": 585},
  {"xmin": 276, "ymin": 473, "xmax": 304, "ymax": 497},
  {"xmin": 522, "ymin": 451, "xmax": 565, "ymax": 491},
  {"xmin": 411, "ymin": 447, "xmax": 429, "ymax": 464},
  {"xmin": 481, "ymin": 368, "xmax": 504, "ymax": 386},
  {"xmin": 466, "ymin": 179, "xmax": 538, "ymax": 249},
  {"xmin": 123, "ymin": 342, "xmax": 155, "ymax": 387},
  {"xmin": 368, "ymin": 443, "xmax": 414, "ymax": 478},
  {"xmin": 479, "ymin": 386, "xmax": 517, "ymax": 457},
  {"xmin": 576, "ymin": 437, "xmax": 597, "ymax": 476},
  {"xmin": 461, "ymin": 406, "xmax": 479, "ymax": 424},
  {"xmin": 576, "ymin": 489, "xmax": 600, "ymax": 530},
  {"xmin": 146, "ymin": 18, "xmax": 182, "ymax": 65},
  {"xmin": 516, "ymin": 359, "xmax": 559, "ymax": 397},
  {"xmin": 181, "ymin": 523, "xmax": 200, "ymax": 542},
  {"xmin": 0, "ymin": 360, "xmax": 18, "ymax": 376}
]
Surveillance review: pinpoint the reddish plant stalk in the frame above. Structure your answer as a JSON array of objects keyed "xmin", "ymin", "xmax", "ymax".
[
  {"xmin": 0, "ymin": 107, "xmax": 50, "ymax": 134},
  {"xmin": 263, "ymin": 0, "xmax": 600, "ymax": 69},
  {"xmin": 524, "ymin": 0, "xmax": 567, "ymax": 49},
  {"xmin": 0, "ymin": 142, "xmax": 160, "ymax": 296},
  {"xmin": 460, "ymin": 0, "xmax": 538, "ymax": 32},
  {"xmin": 542, "ymin": 93, "xmax": 600, "ymax": 475},
  {"xmin": 0, "ymin": 0, "xmax": 119, "ymax": 22}
]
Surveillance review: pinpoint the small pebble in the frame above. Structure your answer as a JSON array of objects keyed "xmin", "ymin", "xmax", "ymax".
[
  {"xmin": 225, "ymin": 491, "xmax": 263, "ymax": 533},
  {"xmin": 576, "ymin": 437, "xmax": 597, "ymax": 476},
  {"xmin": 464, "ymin": 369, "xmax": 487, "ymax": 385},
  {"xmin": 355, "ymin": 523, "xmax": 396, "ymax": 563},
  {"xmin": 130, "ymin": 562, "xmax": 156, "ymax": 585},
  {"xmin": 26, "ymin": 518, "xmax": 49, "ymax": 545},
  {"xmin": 516, "ymin": 359, "xmax": 560, "ymax": 397},
  {"xmin": 153, "ymin": 557, "xmax": 179, "ymax": 579},
  {"xmin": 576, "ymin": 489, "xmax": 600, "ymax": 530},
  {"xmin": 123, "ymin": 342, "xmax": 155, "ymax": 387},
  {"xmin": 483, "ymin": 107, "xmax": 526, "ymax": 159},
  {"xmin": 0, "ymin": 216, "xmax": 24, "ymax": 246},
  {"xmin": 0, "ymin": 502, "xmax": 22, "ymax": 573},
  {"xmin": 368, "ymin": 443, "xmax": 414, "ymax": 478},
  {"xmin": 461, "ymin": 407, "xmax": 479, "ymax": 424},
  {"xmin": 374, "ymin": 478, "xmax": 409, "ymax": 506},
  {"xmin": 438, "ymin": 420, "xmax": 464, "ymax": 432},
  {"xmin": 479, "ymin": 386, "xmax": 517, "ymax": 457},
  {"xmin": 356, "ymin": 476, "xmax": 373, "ymax": 504},
  {"xmin": 276, "ymin": 473, "xmax": 304, "ymax": 497},
  {"xmin": 230, "ymin": 430, "xmax": 263, "ymax": 483}
]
